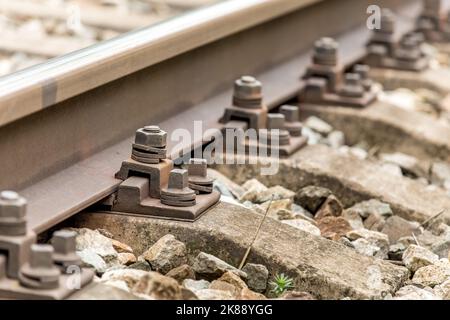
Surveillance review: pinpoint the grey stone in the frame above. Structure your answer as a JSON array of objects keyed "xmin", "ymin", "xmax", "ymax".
[
  {"xmin": 183, "ymin": 279, "xmax": 210, "ymax": 292},
  {"xmin": 255, "ymin": 185, "xmax": 295, "ymax": 203},
  {"xmin": 127, "ymin": 260, "xmax": 152, "ymax": 272},
  {"xmin": 242, "ymin": 263, "xmax": 269, "ymax": 293},
  {"xmin": 77, "ymin": 249, "xmax": 108, "ymax": 274},
  {"xmin": 71, "ymin": 228, "xmax": 118, "ymax": 262},
  {"xmin": 70, "ymin": 283, "xmax": 143, "ymax": 300},
  {"xmin": 302, "ymin": 126, "xmax": 322, "ymax": 145},
  {"xmin": 239, "ymin": 179, "xmax": 268, "ymax": 203},
  {"xmin": 339, "ymin": 237, "xmax": 355, "ymax": 249},
  {"xmin": 193, "ymin": 252, "xmax": 247, "ymax": 280},
  {"xmin": 381, "ymin": 216, "xmax": 420, "ymax": 244},
  {"xmin": 327, "ymin": 130, "xmax": 345, "ymax": 148},
  {"xmin": 141, "ymin": 234, "xmax": 187, "ymax": 274},
  {"xmin": 338, "ymin": 146, "xmax": 368, "ymax": 160},
  {"xmin": 433, "ymin": 279, "xmax": 450, "ymax": 299},
  {"xmin": 431, "ymin": 238, "xmax": 450, "ymax": 259},
  {"xmin": 117, "ymin": 252, "xmax": 137, "ymax": 266},
  {"xmin": 295, "ymin": 186, "xmax": 332, "ymax": 213},
  {"xmin": 412, "ymin": 264, "xmax": 450, "ymax": 287},
  {"xmin": 304, "ymin": 116, "xmax": 333, "ymax": 135},
  {"xmin": 74, "ymin": 202, "xmax": 409, "ymax": 300},
  {"xmin": 388, "ymin": 243, "xmax": 406, "ymax": 261},
  {"xmin": 352, "ymin": 238, "xmax": 380, "ymax": 257},
  {"xmin": 166, "ymin": 264, "xmax": 196, "ymax": 284},
  {"xmin": 195, "ymin": 289, "xmax": 235, "ymax": 300},
  {"xmin": 101, "ymin": 268, "xmax": 148, "ymax": 290},
  {"xmin": 282, "ymin": 219, "xmax": 321, "ymax": 236},
  {"xmin": 346, "ymin": 200, "xmax": 393, "ymax": 220},
  {"xmin": 380, "ymin": 163, "xmax": 403, "ymax": 177},
  {"xmin": 363, "ymin": 212, "xmax": 386, "ymax": 232},
  {"xmin": 132, "ymin": 272, "xmax": 183, "ymax": 300},
  {"xmin": 209, "ymin": 169, "xmax": 245, "ymax": 199},
  {"xmin": 346, "ymin": 229, "xmax": 390, "ymax": 259},
  {"xmin": 398, "ymin": 236, "xmax": 416, "ymax": 247},
  {"xmin": 342, "ymin": 209, "xmax": 365, "ymax": 230},
  {"xmin": 380, "ymin": 152, "xmax": 428, "ymax": 178},
  {"xmin": 394, "ymin": 285, "xmax": 441, "ymax": 300},
  {"xmin": 431, "ymin": 162, "xmax": 450, "ymax": 187},
  {"xmin": 402, "ymin": 245, "xmax": 439, "ymax": 273},
  {"xmin": 291, "ymin": 204, "xmax": 314, "ymax": 218}
]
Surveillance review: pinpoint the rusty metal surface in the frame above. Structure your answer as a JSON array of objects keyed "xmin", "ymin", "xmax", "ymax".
[{"xmin": 0, "ymin": 0, "xmax": 421, "ymax": 234}]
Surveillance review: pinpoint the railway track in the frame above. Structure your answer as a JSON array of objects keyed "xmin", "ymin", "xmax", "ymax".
[
  {"xmin": 1, "ymin": 0, "xmax": 450, "ymax": 300},
  {"xmin": 0, "ymin": 0, "xmax": 218, "ymax": 76}
]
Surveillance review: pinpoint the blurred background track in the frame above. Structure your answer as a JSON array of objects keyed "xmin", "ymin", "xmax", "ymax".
[{"xmin": 0, "ymin": 0, "xmax": 219, "ymax": 76}]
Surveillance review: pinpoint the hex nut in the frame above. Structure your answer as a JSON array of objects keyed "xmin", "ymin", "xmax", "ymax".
[
  {"xmin": 168, "ymin": 169, "xmax": 189, "ymax": 190},
  {"xmin": 379, "ymin": 9, "xmax": 395, "ymax": 34},
  {"xmin": 267, "ymin": 114, "xmax": 286, "ymax": 130},
  {"xmin": 134, "ymin": 126, "xmax": 167, "ymax": 148},
  {"xmin": 313, "ymin": 37, "xmax": 338, "ymax": 66},
  {"xmin": 0, "ymin": 191, "xmax": 27, "ymax": 219},
  {"xmin": 233, "ymin": 76, "xmax": 262, "ymax": 101},
  {"xmin": 279, "ymin": 105, "xmax": 299, "ymax": 122},
  {"xmin": 188, "ymin": 159, "xmax": 208, "ymax": 177},
  {"xmin": 19, "ymin": 244, "xmax": 61, "ymax": 290}
]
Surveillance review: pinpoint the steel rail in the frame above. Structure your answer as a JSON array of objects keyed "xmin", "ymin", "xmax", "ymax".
[
  {"xmin": 0, "ymin": 0, "xmax": 321, "ymax": 128},
  {"xmin": 0, "ymin": 0, "xmax": 420, "ymax": 233}
]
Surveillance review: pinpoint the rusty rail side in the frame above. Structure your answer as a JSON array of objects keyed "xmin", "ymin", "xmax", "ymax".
[{"xmin": 0, "ymin": 0, "xmax": 420, "ymax": 233}]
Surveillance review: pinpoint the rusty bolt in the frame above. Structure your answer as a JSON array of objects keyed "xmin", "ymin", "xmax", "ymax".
[
  {"xmin": 264, "ymin": 114, "xmax": 290, "ymax": 146},
  {"xmin": 161, "ymin": 169, "xmax": 196, "ymax": 206},
  {"xmin": 279, "ymin": 105, "xmax": 303, "ymax": 137},
  {"xmin": 279, "ymin": 105, "xmax": 299, "ymax": 122},
  {"xmin": 266, "ymin": 113, "xmax": 285, "ymax": 130},
  {"xmin": 378, "ymin": 9, "xmax": 395, "ymax": 34},
  {"xmin": 340, "ymin": 73, "xmax": 364, "ymax": 98},
  {"xmin": 0, "ymin": 190, "xmax": 27, "ymax": 236},
  {"xmin": 52, "ymin": 230, "xmax": 81, "ymax": 271},
  {"xmin": 187, "ymin": 159, "xmax": 214, "ymax": 194},
  {"xmin": 168, "ymin": 169, "xmax": 189, "ymax": 190},
  {"xmin": 134, "ymin": 125, "xmax": 167, "ymax": 148},
  {"xmin": 353, "ymin": 65, "xmax": 373, "ymax": 91},
  {"xmin": 313, "ymin": 37, "xmax": 338, "ymax": 66},
  {"xmin": 30, "ymin": 244, "xmax": 55, "ymax": 269},
  {"xmin": 188, "ymin": 158, "xmax": 207, "ymax": 178},
  {"xmin": 233, "ymin": 76, "xmax": 262, "ymax": 101},
  {"xmin": 19, "ymin": 244, "xmax": 61, "ymax": 290},
  {"xmin": 353, "ymin": 64, "xmax": 370, "ymax": 80},
  {"xmin": 345, "ymin": 73, "xmax": 362, "ymax": 86}
]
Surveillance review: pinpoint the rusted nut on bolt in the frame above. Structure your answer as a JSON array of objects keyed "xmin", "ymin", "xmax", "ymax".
[
  {"xmin": 0, "ymin": 191, "xmax": 27, "ymax": 236},
  {"xmin": 51, "ymin": 230, "xmax": 81, "ymax": 273},
  {"xmin": 19, "ymin": 244, "xmax": 61, "ymax": 290},
  {"xmin": 134, "ymin": 126, "xmax": 167, "ymax": 149},
  {"xmin": 279, "ymin": 105, "xmax": 303, "ymax": 137},
  {"xmin": 260, "ymin": 114, "xmax": 290, "ymax": 146},
  {"xmin": 132, "ymin": 125, "xmax": 167, "ymax": 164},
  {"xmin": 313, "ymin": 37, "xmax": 338, "ymax": 66},
  {"xmin": 353, "ymin": 64, "xmax": 373, "ymax": 91},
  {"xmin": 340, "ymin": 73, "xmax": 364, "ymax": 98},
  {"xmin": 161, "ymin": 169, "xmax": 196, "ymax": 207},
  {"xmin": 187, "ymin": 159, "xmax": 214, "ymax": 194},
  {"xmin": 378, "ymin": 9, "xmax": 395, "ymax": 34},
  {"xmin": 233, "ymin": 76, "xmax": 263, "ymax": 109},
  {"xmin": 397, "ymin": 37, "xmax": 422, "ymax": 61}
]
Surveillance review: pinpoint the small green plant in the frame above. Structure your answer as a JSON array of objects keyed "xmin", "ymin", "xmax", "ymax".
[{"xmin": 270, "ymin": 273, "xmax": 294, "ymax": 296}]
